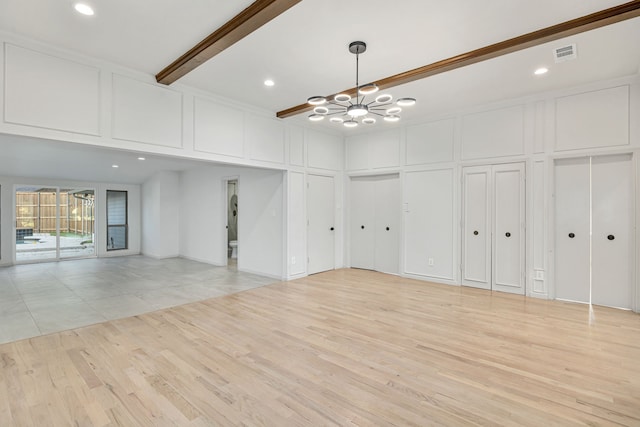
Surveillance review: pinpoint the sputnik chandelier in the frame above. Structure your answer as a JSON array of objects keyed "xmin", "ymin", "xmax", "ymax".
[{"xmin": 307, "ymin": 41, "xmax": 416, "ymax": 128}]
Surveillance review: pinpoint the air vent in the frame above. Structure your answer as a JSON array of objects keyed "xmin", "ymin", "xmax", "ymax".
[{"xmin": 554, "ymin": 44, "xmax": 577, "ymax": 63}]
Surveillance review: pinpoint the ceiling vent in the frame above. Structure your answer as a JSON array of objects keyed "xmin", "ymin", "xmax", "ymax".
[{"xmin": 554, "ymin": 44, "xmax": 577, "ymax": 63}]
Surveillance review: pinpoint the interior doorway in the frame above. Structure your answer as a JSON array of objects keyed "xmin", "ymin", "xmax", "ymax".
[
  {"xmin": 226, "ymin": 179, "xmax": 239, "ymax": 266},
  {"xmin": 15, "ymin": 186, "xmax": 95, "ymax": 263}
]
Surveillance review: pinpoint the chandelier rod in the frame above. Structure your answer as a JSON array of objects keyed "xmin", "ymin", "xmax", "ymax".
[{"xmin": 355, "ymin": 49, "xmax": 360, "ymax": 105}]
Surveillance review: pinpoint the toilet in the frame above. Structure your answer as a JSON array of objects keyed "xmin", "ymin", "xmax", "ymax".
[{"xmin": 229, "ymin": 240, "xmax": 238, "ymax": 259}]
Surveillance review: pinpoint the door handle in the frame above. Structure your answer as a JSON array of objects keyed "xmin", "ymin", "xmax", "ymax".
[
  {"xmin": 505, "ymin": 232, "xmax": 511, "ymax": 238},
  {"xmin": 568, "ymin": 233, "xmax": 575, "ymax": 238},
  {"xmin": 607, "ymin": 234, "xmax": 615, "ymax": 241}
]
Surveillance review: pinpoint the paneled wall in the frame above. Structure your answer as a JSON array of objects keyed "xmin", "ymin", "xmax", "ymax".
[
  {"xmin": 0, "ymin": 35, "xmax": 344, "ymax": 279},
  {"xmin": 0, "ymin": 33, "xmax": 637, "ymax": 304},
  {"xmin": 0, "ymin": 37, "xmax": 343, "ymax": 173},
  {"xmin": 346, "ymin": 77, "xmax": 639, "ymax": 304}
]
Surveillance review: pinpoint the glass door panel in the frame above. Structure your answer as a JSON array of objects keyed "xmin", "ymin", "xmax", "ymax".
[
  {"xmin": 60, "ymin": 189, "xmax": 95, "ymax": 259},
  {"xmin": 15, "ymin": 186, "xmax": 58, "ymax": 262}
]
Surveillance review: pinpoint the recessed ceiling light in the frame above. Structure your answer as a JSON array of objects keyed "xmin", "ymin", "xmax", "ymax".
[
  {"xmin": 534, "ymin": 67, "xmax": 549, "ymax": 76},
  {"xmin": 112, "ymin": 164, "xmax": 119, "ymax": 168},
  {"xmin": 264, "ymin": 79, "xmax": 275, "ymax": 87},
  {"xmin": 74, "ymin": 3, "xmax": 94, "ymax": 16},
  {"xmin": 137, "ymin": 157, "xmax": 146, "ymax": 161}
]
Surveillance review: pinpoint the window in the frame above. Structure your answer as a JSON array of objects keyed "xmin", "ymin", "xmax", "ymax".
[{"xmin": 106, "ymin": 190, "xmax": 127, "ymax": 251}]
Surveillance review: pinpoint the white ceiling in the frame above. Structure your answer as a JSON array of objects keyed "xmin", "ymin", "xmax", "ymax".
[
  {"xmin": 0, "ymin": 0, "xmax": 638, "ymax": 181},
  {"xmin": 0, "ymin": 134, "xmax": 228, "ymax": 184}
]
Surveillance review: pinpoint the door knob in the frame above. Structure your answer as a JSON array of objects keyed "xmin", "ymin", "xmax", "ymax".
[
  {"xmin": 473, "ymin": 230, "xmax": 479, "ymax": 236},
  {"xmin": 505, "ymin": 232, "xmax": 511, "ymax": 237},
  {"xmin": 386, "ymin": 227, "xmax": 390, "ymax": 231},
  {"xmin": 361, "ymin": 225, "xmax": 365, "ymax": 229},
  {"xmin": 607, "ymin": 234, "xmax": 615, "ymax": 241},
  {"xmin": 330, "ymin": 227, "xmax": 334, "ymax": 231},
  {"xmin": 568, "ymin": 233, "xmax": 575, "ymax": 238}
]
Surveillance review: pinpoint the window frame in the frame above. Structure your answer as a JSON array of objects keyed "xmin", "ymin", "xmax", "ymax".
[{"xmin": 106, "ymin": 190, "xmax": 128, "ymax": 251}]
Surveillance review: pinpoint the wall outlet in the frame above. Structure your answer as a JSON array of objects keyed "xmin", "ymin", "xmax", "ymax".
[{"xmin": 428, "ymin": 258, "xmax": 434, "ymax": 266}]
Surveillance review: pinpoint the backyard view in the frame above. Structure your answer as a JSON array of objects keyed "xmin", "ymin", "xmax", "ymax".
[{"xmin": 15, "ymin": 188, "xmax": 95, "ymax": 261}]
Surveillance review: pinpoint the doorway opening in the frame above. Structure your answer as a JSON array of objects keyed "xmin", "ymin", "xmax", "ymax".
[
  {"xmin": 227, "ymin": 179, "xmax": 238, "ymax": 267},
  {"xmin": 15, "ymin": 186, "xmax": 96, "ymax": 263}
]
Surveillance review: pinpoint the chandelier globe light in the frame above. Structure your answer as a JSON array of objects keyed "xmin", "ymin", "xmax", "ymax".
[{"xmin": 307, "ymin": 41, "xmax": 416, "ymax": 128}]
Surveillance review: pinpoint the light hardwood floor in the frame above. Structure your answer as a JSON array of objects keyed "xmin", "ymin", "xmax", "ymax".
[{"xmin": 0, "ymin": 268, "xmax": 638, "ymax": 426}]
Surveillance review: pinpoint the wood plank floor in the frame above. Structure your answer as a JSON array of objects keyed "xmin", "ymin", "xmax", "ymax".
[{"xmin": 0, "ymin": 268, "xmax": 639, "ymax": 426}]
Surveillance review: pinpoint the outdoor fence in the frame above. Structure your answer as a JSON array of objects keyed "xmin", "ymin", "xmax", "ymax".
[{"xmin": 16, "ymin": 192, "xmax": 95, "ymax": 235}]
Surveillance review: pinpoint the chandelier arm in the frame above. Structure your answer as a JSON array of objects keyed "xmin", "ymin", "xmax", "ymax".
[
  {"xmin": 368, "ymin": 102, "xmax": 393, "ymax": 108},
  {"xmin": 328, "ymin": 102, "xmax": 351, "ymax": 107},
  {"xmin": 368, "ymin": 111, "xmax": 387, "ymax": 117}
]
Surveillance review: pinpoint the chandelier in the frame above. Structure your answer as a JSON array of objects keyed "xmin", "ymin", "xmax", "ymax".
[{"xmin": 307, "ymin": 41, "xmax": 416, "ymax": 128}]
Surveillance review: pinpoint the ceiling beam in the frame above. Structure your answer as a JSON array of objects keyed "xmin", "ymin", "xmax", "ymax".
[
  {"xmin": 156, "ymin": 0, "xmax": 302, "ymax": 85},
  {"xmin": 277, "ymin": 0, "xmax": 640, "ymax": 119}
]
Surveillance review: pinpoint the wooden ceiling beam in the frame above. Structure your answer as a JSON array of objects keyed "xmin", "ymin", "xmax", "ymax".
[
  {"xmin": 156, "ymin": 0, "xmax": 302, "ymax": 85},
  {"xmin": 277, "ymin": 0, "xmax": 640, "ymax": 119}
]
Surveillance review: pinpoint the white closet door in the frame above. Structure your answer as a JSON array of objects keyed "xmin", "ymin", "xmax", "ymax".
[
  {"xmin": 492, "ymin": 163, "xmax": 525, "ymax": 294},
  {"xmin": 462, "ymin": 166, "xmax": 491, "ymax": 289},
  {"xmin": 591, "ymin": 154, "xmax": 633, "ymax": 309},
  {"xmin": 374, "ymin": 175, "xmax": 400, "ymax": 275},
  {"xmin": 307, "ymin": 174, "xmax": 335, "ymax": 275},
  {"xmin": 554, "ymin": 158, "xmax": 590, "ymax": 303},
  {"xmin": 350, "ymin": 177, "xmax": 375, "ymax": 270}
]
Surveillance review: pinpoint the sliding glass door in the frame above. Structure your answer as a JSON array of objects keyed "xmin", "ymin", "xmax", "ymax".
[
  {"xmin": 15, "ymin": 186, "xmax": 95, "ymax": 262},
  {"xmin": 60, "ymin": 189, "xmax": 95, "ymax": 259}
]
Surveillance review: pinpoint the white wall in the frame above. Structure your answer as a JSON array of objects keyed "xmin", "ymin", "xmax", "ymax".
[
  {"xmin": 1, "ymin": 30, "xmax": 636, "ymax": 309},
  {"xmin": 141, "ymin": 171, "xmax": 180, "ymax": 259},
  {"xmin": 0, "ymin": 33, "xmax": 344, "ymax": 279},
  {"xmin": 0, "ymin": 33, "xmax": 343, "ymax": 174},
  {"xmin": 287, "ymin": 171, "xmax": 306, "ymax": 278},
  {"xmin": 179, "ymin": 165, "xmax": 285, "ymax": 279},
  {"xmin": 345, "ymin": 75, "xmax": 639, "ymax": 308}
]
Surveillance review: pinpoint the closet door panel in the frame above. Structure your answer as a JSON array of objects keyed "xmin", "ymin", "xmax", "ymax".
[
  {"xmin": 492, "ymin": 164, "xmax": 525, "ymax": 294},
  {"xmin": 374, "ymin": 175, "xmax": 401, "ymax": 274},
  {"xmin": 307, "ymin": 174, "xmax": 335, "ymax": 274},
  {"xmin": 462, "ymin": 167, "xmax": 491, "ymax": 289},
  {"xmin": 350, "ymin": 178, "xmax": 375, "ymax": 270},
  {"xmin": 591, "ymin": 154, "xmax": 633, "ymax": 308},
  {"xmin": 554, "ymin": 158, "xmax": 590, "ymax": 303}
]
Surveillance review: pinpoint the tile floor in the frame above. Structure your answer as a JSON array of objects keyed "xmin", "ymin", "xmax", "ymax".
[{"xmin": 0, "ymin": 256, "xmax": 277, "ymax": 344}]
